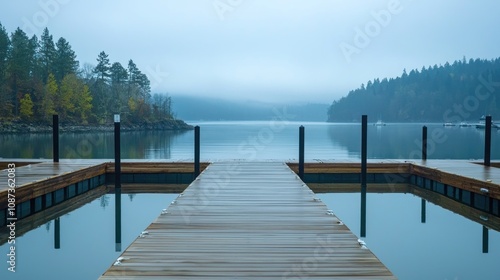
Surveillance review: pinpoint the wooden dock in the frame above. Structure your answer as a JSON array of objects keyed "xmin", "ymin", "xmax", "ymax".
[
  {"xmin": 99, "ymin": 162, "xmax": 397, "ymax": 279},
  {"xmin": 0, "ymin": 160, "xmax": 107, "ymax": 208}
]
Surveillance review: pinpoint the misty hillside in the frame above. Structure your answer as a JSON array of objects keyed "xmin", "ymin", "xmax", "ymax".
[
  {"xmin": 172, "ymin": 96, "xmax": 329, "ymax": 122},
  {"xmin": 328, "ymin": 58, "xmax": 500, "ymax": 122}
]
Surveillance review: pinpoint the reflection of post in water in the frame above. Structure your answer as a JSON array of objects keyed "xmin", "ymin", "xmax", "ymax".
[
  {"xmin": 421, "ymin": 199, "xmax": 426, "ymax": 223},
  {"xmin": 482, "ymin": 225, "xmax": 489, "ymax": 254},
  {"xmin": 360, "ymin": 115, "xmax": 367, "ymax": 238},
  {"xmin": 115, "ymin": 188, "xmax": 122, "ymax": 252},
  {"xmin": 54, "ymin": 217, "xmax": 60, "ymax": 249}
]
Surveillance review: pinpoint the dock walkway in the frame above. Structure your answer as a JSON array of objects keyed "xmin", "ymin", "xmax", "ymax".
[{"xmin": 99, "ymin": 161, "xmax": 396, "ymax": 279}]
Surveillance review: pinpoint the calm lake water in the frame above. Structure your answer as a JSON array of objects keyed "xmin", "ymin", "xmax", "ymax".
[
  {"xmin": 1, "ymin": 122, "xmax": 500, "ymax": 279},
  {"xmin": 1, "ymin": 121, "xmax": 500, "ymax": 160}
]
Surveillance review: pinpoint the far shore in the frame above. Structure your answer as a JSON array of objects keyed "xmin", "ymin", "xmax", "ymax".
[{"xmin": 0, "ymin": 119, "xmax": 193, "ymax": 134}]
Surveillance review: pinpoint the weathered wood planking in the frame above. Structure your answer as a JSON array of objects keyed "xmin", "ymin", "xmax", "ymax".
[
  {"xmin": 0, "ymin": 160, "xmax": 208, "ymax": 209},
  {"xmin": 287, "ymin": 161, "xmax": 412, "ymax": 174},
  {"xmin": 106, "ymin": 162, "xmax": 210, "ymax": 173},
  {"xmin": 107, "ymin": 184, "xmax": 188, "ymax": 194},
  {"xmin": 0, "ymin": 160, "xmax": 108, "ymax": 208},
  {"xmin": 287, "ymin": 160, "xmax": 500, "ymax": 200},
  {"xmin": 99, "ymin": 162, "xmax": 397, "ymax": 279},
  {"xmin": 309, "ymin": 183, "xmax": 411, "ymax": 193},
  {"xmin": 411, "ymin": 160, "xmax": 500, "ymax": 200}
]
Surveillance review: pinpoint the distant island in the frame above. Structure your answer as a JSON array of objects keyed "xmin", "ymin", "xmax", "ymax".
[
  {"xmin": 328, "ymin": 57, "xmax": 500, "ymax": 122},
  {"xmin": 0, "ymin": 23, "xmax": 191, "ymax": 133}
]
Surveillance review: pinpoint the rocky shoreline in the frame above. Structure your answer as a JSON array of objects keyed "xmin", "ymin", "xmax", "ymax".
[{"xmin": 0, "ymin": 119, "xmax": 193, "ymax": 133}]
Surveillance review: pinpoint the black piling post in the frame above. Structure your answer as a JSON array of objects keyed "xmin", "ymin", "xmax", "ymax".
[
  {"xmin": 361, "ymin": 115, "xmax": 367, "ymax": 187},
  {"xmin": 482, "ymin": 225, "xmax": 489, "ymax": 253},
  {"xmin": 422, "ymin": 126, "xmax": 427, "ymax": 161},
  {"xmin": 114, "ymin": 114, "xmax": 121, "ymax": 189},
  {"xmin": 54, "ymin": 217, "xmax": 60, "ymax": 249},
  {"xmin": 360, "ymin": 115, "xmax": 367, "ymax": 237},
  {"xmin": 114, "ymin": 114, "xmax": 122, "ymax": 251},
  {"xmin": 485, "ymin": 116, "xmax": 492, "ymax": 167},
  {"xmin": 299, "ymin": 126, "xmax": 305, "ymax": 180},
  {"xmin": 194, "ymin": 126, "xmax": 200, "ymax": 178},
  {"xmin": 52, "ymin": 114, "xmax": 59, "ymax": 162},
  {"xmin": 421, "ymin": 199, "xmax": 426, "ymax": 223}
]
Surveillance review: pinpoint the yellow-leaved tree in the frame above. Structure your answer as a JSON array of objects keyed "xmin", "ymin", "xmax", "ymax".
[
  {"xmin": 41, "ymin": 73, "xmax": 58, "ymax": 122},
  {"xmin": 19, "ymin": 93, "xmax": 34, "ymax": 119},
  {"xmin": 60, "ymin": 74, "xmax": 92, "ymax": 123}
]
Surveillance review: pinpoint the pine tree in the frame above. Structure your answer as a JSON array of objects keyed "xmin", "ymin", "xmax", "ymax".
[
  {"xmin": 0, "ymin": 23, "xmax": 11, "ymax": 117},
  {"xmin": 7, "ymin": 28, "xmax": 32, "ymax": 116},
  {"xmin": 92, "ymin": 51, "xmax": 111, "ymax": 120},
  {"xmin": 110, "ymin": 62, "xmax": 128, "ymax": 112},
  {"xmin": 54, "ymin": 37, "xmax": 78, "ymax": 82},
  {"xmin": 27, "ymin": 34, "xmax": 45, "ymax": 119},
  {"xmin": 94, "ymin": 51, "xmax": 110, "ymax": 82},
  {"xmin": 39, "ymin": 28, "xmax": 56, "ymax": 83}
]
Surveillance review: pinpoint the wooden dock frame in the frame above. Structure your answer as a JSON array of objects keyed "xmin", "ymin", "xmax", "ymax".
[
  {"xmin": 99, "ymin": 161, "xmax": 398, "ymax": 279},
  {"xmin": 1, "ymin": 159, "xmax": 500, "ymax": 228},
  {"xmin": 1, "ymin": 159, "xmax": 500, "ymax": 278}
]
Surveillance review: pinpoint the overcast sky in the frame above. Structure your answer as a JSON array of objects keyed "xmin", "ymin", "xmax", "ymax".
[{"xmin": 1, "ymin": 0, "xmax": 499, "ymax": 103}]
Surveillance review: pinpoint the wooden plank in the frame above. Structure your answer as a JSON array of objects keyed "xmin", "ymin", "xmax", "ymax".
[
  {"xmin": 107, "ymin": 184, "xmax": 188, "ymax": 194},
  {"xmin": 0, "ymin": 161, "xmax": 108, "ymax": 208},
  {"xmin": 0, "ymin": 161, "xmax": 206, "ymax": 208},
  {"xmin": 287, "ymin": 162, "xmax": 411, "ymax": 174},
  {"xmin": 99, "ymin": 162, "xmax": 396, "ymax": 279},
  {"xmin": 309, "ymin": 183, "xmax": 411, "ymax": 193},
  {"xmin": 411, "ymin": 160, "xmax": 500, "ymax": 200},
  {"xmin": 106, "ymin": 162, "xmax": 210, "ymax": 173}
]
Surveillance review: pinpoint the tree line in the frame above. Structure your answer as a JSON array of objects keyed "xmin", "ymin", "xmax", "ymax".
[
  {"xmin": 0, "ymin": 23, "xmax": 173, "ymax": 125},
  {"xmin": 328, "ymin": 57, "xmax": 500, "ymax": 122}
]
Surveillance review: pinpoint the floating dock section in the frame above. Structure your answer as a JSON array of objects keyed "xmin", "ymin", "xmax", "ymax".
[{"xmin": 99, "ymin": 162, "xmax": 397, "ymax": 279}]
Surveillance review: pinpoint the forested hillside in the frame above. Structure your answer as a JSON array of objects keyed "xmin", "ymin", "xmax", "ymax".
[
  {"xmin": 0, "ymin": 23, "xmax": 179, "ymax": 127},
  {"xmin": 327, "ymin": 58, "xmax": 500, "ymax": 122}
]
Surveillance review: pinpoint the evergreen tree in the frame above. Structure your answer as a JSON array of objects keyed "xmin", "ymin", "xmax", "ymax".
[
  {"xmin": 7, "ymin": 28, "xmax": 32, "ymax": 116},
  {"xmin": 94, "ymin": 51, "xmax": 110, "ymax": 82},
  {"xmin": 27, "ymin": 34, "xmax": 45, "ymax": 119},
  {"xmin": 0, "ymin": 23, "xmax": 11, "ymax": 117},
  {"xmin": 327, "ymin": 58, "xmax": 500, "ymax": 122},
  {"xmin": 54, "ymin": 37, "xmax": 78, "ymax": 82},
  {"xmin": 39, "ymin": 28, "xmax": 56, "ymax": 83},
  {"xmin": 110, "ymin": 62, "xmax": 128, "ymax": 111},
  {"xmin": 92, "ymin": 51, "xmax": 111, "ymax": 120},
  {"xmin": 0, "ymin": 23, "xmax": 181, "ymax": 126}
]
